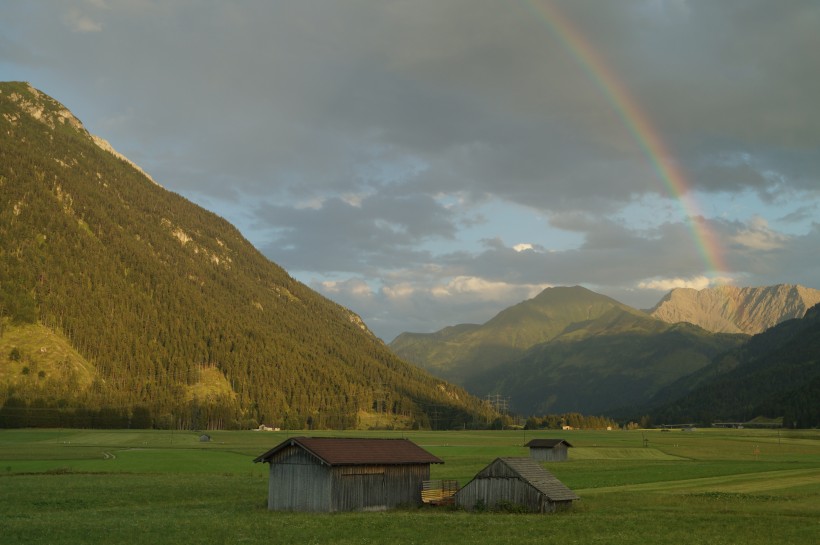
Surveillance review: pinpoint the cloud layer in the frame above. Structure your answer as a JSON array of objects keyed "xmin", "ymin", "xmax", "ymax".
[{"xmin": 2, "ymin": 0, "xmax": 818, "ymax": 340}]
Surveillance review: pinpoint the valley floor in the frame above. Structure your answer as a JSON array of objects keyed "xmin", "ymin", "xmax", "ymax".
[{"xmin": 1, "ymin": 428, "xmax": 818, "ymax": 544}]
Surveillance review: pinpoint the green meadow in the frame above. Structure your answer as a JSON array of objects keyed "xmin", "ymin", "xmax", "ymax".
[{"xmin": 1, "ymin": 428, "xmax": 818, "ymax": 544}]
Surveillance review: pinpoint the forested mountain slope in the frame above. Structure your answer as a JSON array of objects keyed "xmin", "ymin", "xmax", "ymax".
[
  {"xmin": 0, "ymin": 82, "xmax": 493, "ymax": 430},
  {"xmin": 648, "ymin": 304, "xmax": 820, "ymax": 427},
  {"xmin": 463, "ymin": 313, "xmax": 746, "ymax": 416},
  {"xmin": 391, "ymin": 286, "xmax": 746, "ymax": 416},
  {"xmin": 390, "ymin": 286, "xmax": 641, "ymax": 383}
]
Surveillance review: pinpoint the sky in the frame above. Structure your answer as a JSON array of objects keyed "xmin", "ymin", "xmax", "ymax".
[{"xmin": 2, "ymin": 0, "xmax": 819, "ymax": 341}]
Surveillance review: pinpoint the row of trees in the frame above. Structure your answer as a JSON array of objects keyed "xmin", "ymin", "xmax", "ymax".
[{"xmin": 524, "ymin": 413, "xmax": 618, "ymax": 430}]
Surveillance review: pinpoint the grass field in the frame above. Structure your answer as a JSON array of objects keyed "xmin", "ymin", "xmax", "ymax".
[{"xmin": 1, "ymin": 427, "xmax": 818, "ymax": 544}]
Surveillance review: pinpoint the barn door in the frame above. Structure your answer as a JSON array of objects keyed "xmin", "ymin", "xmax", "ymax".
[
  {"xmin": 335, "ymin": 468, "xmax": 386, "ymax": 511},
  {"xmin": 358, "ymin": 473, "xmax": 386, "ymax": 510}
]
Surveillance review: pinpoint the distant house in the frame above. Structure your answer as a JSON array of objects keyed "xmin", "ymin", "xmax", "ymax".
[
  {"xmin": 524, "ymin": 438, "xmax": 573, "ymax": 462},
  {"xmin": 454, "ymin": 457, "xmax": 579, "ymax": 513},
  {"xmin": 253, "ymin": 437, "xmax": 443, "ymax": 512},
  {"xmin": 256, "ymin": 424, "xmax": 280, "ymax": 432}
]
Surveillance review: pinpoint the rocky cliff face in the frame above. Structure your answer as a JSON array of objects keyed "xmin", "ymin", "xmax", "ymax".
[{"xmin": 649, "ymin": 284, "xmax": 820, "ymax": 334}]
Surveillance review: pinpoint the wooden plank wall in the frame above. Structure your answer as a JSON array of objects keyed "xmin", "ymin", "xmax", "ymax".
[
  {"xmin": 330, "ymin": 464, "xmax": 430, "ymax": 511},
  {"xmin": 267, "ymin": 448, "xmax": 331, "ymax": 512},
  {"xmin": 529, "ymin": 445, "xmax": 568, "ymax": 462},
  {"xmin": 266, "ymin": 446, "xmax": 432, "ymax": 512},
  {"xmin": 456, "ymin": 477, "xmax": 542, "ymax": 512}
]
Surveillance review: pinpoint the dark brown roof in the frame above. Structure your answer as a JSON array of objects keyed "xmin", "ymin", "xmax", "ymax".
[
  {"xmin": 524, "ymin": 439, "xmax": 573, "ymax": 449},
  {"xmin": 253, "ymin": 437, "xmax": 444, "ymax": 466}
]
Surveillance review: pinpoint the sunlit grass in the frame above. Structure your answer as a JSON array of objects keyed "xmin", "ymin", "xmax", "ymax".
[{"xmin": 1, "ymin": 428, "xmax": 818, "ymax": 544}]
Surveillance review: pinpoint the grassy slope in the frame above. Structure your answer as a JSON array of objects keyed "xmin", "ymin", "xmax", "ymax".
[
  {"xmin": 0, "ymin": 322, "xmax": 95, "ymax": 386},
  {"xmin": 1, "ymin": 428, "xmax": 818, "ymax": 545}
]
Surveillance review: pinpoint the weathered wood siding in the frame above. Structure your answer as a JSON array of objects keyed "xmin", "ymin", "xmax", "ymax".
[
  {"xmin": 529, "ymin": 444, "xmax": 568, "ymax": 462},
  {"xmin": 330, "ymin": 464, "xmax": 430, "ymax": 512},
  {"xmin": 455, "ymin": 476, "xmax": 547, "ymax": 512},
  {"xmin": 267, "ymin": 446, "xmax": 331, "ymax": 512},
  {"xmin": 455, "ymin": 458, "xmax": 574, "ymax": 513},
  {"xmin": 266, "ymin": 445, "xmax": 431, "ymax": 512}
]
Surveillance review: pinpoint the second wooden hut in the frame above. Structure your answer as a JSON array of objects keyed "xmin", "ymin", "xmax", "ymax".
[
  {"xmin": 455, "ymin": 457, "xmax": 579, "ymax": 513},
  {"xmin": 525, "ymin": 438, "xmax": 573, "ymax": 461}
]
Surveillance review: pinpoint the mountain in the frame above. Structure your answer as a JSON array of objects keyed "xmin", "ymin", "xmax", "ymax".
[
  {"xmin": 390, "ymin": 286, "xmax": 639, "ymax": 384},
  {"xmin": 0, "ymin": 82, "xmax": 493, "ymax": 430},
  {"xmin": 648, "ymin": 303, "xmax": 820, "ymax": 428},
  {"xmin": 390, "ymin": 286, "xmax": 747, "ymax": 415},
  {"xmin": 463, "ymin": 314, "xmax": 745, "ymax": 416},
  {"xmin": 649, "ymin": 284, "xmax": 820, "ymax": 335}
]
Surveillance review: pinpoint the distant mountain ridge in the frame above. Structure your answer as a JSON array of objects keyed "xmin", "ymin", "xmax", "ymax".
[
  {"xmin": 649, "ymin": 284, "xmax": 820, "ymax": 335},
  {"xmin": 390, "ymin": 283, "xmax": 818, "ymax": 417},
  {"xmin": 390, "ymin": 286, "xmax": 748, "ymax": 414},
  {"xmin": 0, "ymin": 81, "xmax": 492, "ymax": 430},
  {"xmin": 390, "ymin": 286, "xmax": 641, "ymax": 384}
]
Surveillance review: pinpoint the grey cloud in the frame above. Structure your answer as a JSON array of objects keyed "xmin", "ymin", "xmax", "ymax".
[
  {"xmin": 430, "ymin": 218, "xmax": 707, "ymax": 288},
  {"xmin": 3, "ymin": 1, "xmax": 819, "ymax": 340},
  {"xmin": 12, "ymin": 0, "xmax": 818, "ymax": 202},
  {"xmin": 319, "ymin": 213, "xmax": 761, "ymax": 340},
  {"xmin": 778, "ymin": 205, "xmax": 819, "ymax": 225},
  {"xmin": 254, "ymin": 190, "xmax": 456, "ymax": 274}
]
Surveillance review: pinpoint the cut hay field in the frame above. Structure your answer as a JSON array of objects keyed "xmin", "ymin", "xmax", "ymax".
[{"xmin": 1, "ymin": 428, "xmax": 818, "ymax": 544}]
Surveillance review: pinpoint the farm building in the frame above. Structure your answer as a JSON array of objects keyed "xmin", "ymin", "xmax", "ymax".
[
  {"xmin": 524, "ymin": 438, "xmax": 573, "ymax": 461},
  {"xmin": 253, "ymin": 436, "xmax": 443, "ymax": 512},
  {"xmin": 455, "ymin": 457, "xmax": 579, "ymax": 513}
]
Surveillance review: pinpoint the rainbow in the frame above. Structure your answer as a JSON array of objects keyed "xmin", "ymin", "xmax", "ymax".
[{"xmin": 525, "ymin": 0, "xmax": 729, "ymax": 277}]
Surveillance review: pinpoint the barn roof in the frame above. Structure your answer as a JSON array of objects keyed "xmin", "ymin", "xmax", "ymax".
[
  {"xmin": 524, "ymin": 438, "xmax": 573, "ymax": 449},
  {"xmin": 475, "ymin": 457, "xmax": 579, "ymax": 502},
  {"xmin": 253, "ymin": 437, "xmax": 443, "ymax": 466}
]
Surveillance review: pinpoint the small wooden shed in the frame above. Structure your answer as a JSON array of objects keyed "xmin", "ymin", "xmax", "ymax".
[
  {"xmin": 253, "ymin": 436, "xmax": 443, "ymax": 512},
  {"xmin": 525, "ymin": 438, "xmax": 573, "ymax": 461},
  {"xmin": 455, "ymin": 457, "xmax": 579, "ymax": 513}
]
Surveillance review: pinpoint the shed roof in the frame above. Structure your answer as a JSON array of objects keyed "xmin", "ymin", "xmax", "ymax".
[
  {"xmin": 474, "ymin": 457, "xmax": 579, "ymax": 502},
  {"xmin": 524, "ymin": 438, "xmax": 573, "ymax": 449},
  {"xmin": 253, "ymin": 436, "xmax": 443, "ymax": 466}
]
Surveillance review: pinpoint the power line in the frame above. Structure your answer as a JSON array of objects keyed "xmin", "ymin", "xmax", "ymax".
[{"xmin": 485, "ymin": 394, "xmax": 509, "ymax": 415}]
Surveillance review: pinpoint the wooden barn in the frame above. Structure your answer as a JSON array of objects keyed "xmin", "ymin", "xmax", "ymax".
[
  {"xmin": 253, "ymin": 437, "xmax": 443, "ymax": 512},
  {"xmin": 524, "ymin": 438, "xmax": 573, "ymax": 461},
  {"xmin": 454, "ymin": 457, "xmax": 579, "ymax": 513}
]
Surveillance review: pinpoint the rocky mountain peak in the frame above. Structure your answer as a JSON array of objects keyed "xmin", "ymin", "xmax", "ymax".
[
  {"xmin": 2, "ymin": 82, "xmax": 86, "ymax": 132},
  {"xmin": 649, "ymin": 284, "xmax": 820, "ymax": 334},
  {"xmin": 2, "ymin": 82, "xmax": 159, "ymax": 186}
]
